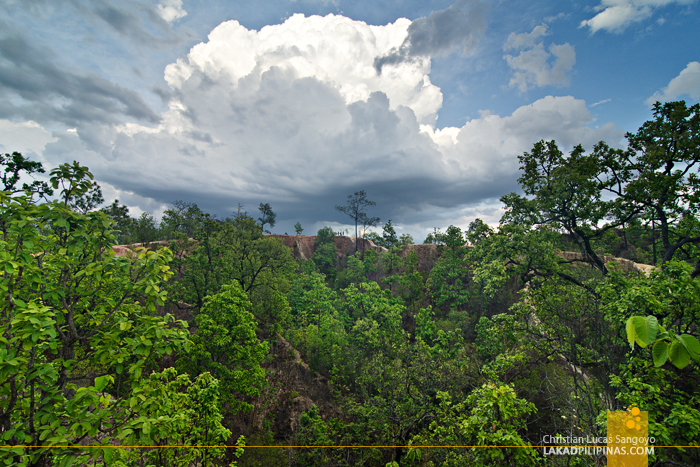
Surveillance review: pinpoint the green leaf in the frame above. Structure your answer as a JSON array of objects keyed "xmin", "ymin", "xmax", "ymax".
[
  {"xmin": 94, "ymin": 375, "xmax": 111, "ymax": 392},
  {"xmin": 627, "ymin": 316, "xmax": 658, "ymax": 349},
  {"xmin": 668, "ymin": 340, "xmax": 691, "ymax": 369},
  {"xmin": 652, "ymin": 341, "xmax": 668, "ymax": 367},
  {"xmin": 626, "ymin": 317, "xmax": 636, "ymax": 349},
  {"xmin": 678, "ymin": 334, "xmax": 700, "ymax": 361}
]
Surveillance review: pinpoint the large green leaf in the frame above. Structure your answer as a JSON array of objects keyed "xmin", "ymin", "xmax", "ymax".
[
  {"xmin": 626, "ymin": 316, "xmax": 659, "ymax": 349},
  {"xmin": 668, "ymin": 340, "xmax": 691, "ymax": 369},
  {"xmin": 677, "ymin": 334, "xmax": 700, "ymax": 361},
  {"xmin": 652, "ymin": 341, "xmax": 668, "ymax": 367},
  {"xmin": 626, "ymin": 317, "xmax": 636, "ymax": 349},
  {"xmin": 94, "ymin": 375, "xmax": 111, "ymax": 392}
]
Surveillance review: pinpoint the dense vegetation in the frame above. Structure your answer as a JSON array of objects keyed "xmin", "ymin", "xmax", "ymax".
[{"xmin": 2, "ymin": 101, "xmax": 699, "ymax": 466}]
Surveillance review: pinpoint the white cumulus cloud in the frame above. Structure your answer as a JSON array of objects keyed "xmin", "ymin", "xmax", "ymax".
[
  {"xmin": 647, "ymin": 61, "xmax": 700, "ymax": 104},
  {"xmin": 40, "ymin": 13, "xmax": 620, "ymax": 231},
  {"xmin": 580, "ymin": 0, "xmax": 692, "ymax": 34},
  {"xmin": 503, "ymin": 25, "xmax": 576, "ymax": 92}
]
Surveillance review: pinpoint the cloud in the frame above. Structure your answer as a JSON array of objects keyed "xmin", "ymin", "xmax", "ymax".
[
  {"xmin": 591, "ymin": 98, "xmax": 612, "ymax": 107},
  {"xmin": 374, "ymin": 0, "xmax": 488, "ymax": 74},
  {"xmin": 34, "ymin": 14, "xmax": 620, "ymax": 237},
  {"xmin": 503, "ymin": 25, "xmax": 576, "ymax": 92},
  {"xmin": 157, "ymin": 0, "xmax": 187, "ymax": 23},
  {"xmin": 2, "ymin": 0, "xmax": 185, "ymax": 47},
  {"xmin": 646, "ymin": 61, "xmax": 700, "ymax": 104},
  {"xmin": 580, "ymin": 0, "xmax": 693, "ymax": 34},
  {"xmin": 0, "ymin": 119, "xmax": 56, "ymax": 157},
  {"xmin": 0, "ymin": 32, "xmax": 160, "ymax": 127},
  {"xmin": 503, "ymin": 24, "xmax": 549, "ymax": 51}
]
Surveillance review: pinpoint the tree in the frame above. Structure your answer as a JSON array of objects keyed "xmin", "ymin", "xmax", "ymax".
[
  {"xmin": 0, "ymin": 161, "xmax": 209, "ymax": 466},
  {"xmin": 132, "ymin": 211, "xmax": 159, "ymax": 245},
  {"xmin": 466, "ymin": 218, "xmax": 493, "ymax": 245},
  {"xmin": 49, "ymin": 160, "xmax": 105, "ymax": 214},
  {"xmin": 501, "ymin": 140, "xmax": 634, "ymax": 276},
  {"xmin": 426, "ymin": 226, "xmax": 473, "ymax": 316},
  {"xmin": 312, "ymin": 227, "xmax": 338, "ymax": 282},
  {"xmin": 366, "ymin": 219, "xmax": 412, "ymax": 249},
  {"xmin": 335, "ymin": 190, "xmax": 379, "ymax": 252},
  {"xmin": 294, "ymin": 221, "xmax": 304, "ymax": 235},
  {"xmin": 593, "ymin": 100, "xmax": 700, "ymax": 269},
  {"xmin": 0, "ymin": 151, "xmax": 52, "ymax": 198},
  {"xmin": 168, "ymin": 212, "xmax": 295, "ymax": 327},
  {"xmin": 359, "ymin": 212, "xmax": 381, "ymax": 252},
  {"xmin": 410, "ymin": 385, "xmax": 538, "ymax": 467},
  {"xmin": 423, "ymin": 227, "xmax": 443, "ymax": 245},
  {"xmin": 101, "ymin": 199, "xmax": 134, "ymax": 244},
  {"xmin": 258, "ymin": 202, "xmax": 276, "ymax": 234},
  {"xmin": 177, "ymin": 282, "xmax": 268, "ymax": 415},
  {"xmin": 161, "ymin": 200, "xmax": 204, "ymax": 239}
]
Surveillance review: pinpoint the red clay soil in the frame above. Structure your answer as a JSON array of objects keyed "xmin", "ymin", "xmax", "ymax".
[{"xmin": 267, "ymin": 234, "xmax": 387, "ymax": 260}]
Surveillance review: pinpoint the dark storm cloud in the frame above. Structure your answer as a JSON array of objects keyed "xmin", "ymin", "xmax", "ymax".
[
  {"xmin": 374, "ymin": 0, "xmax": 488, "ymax": 74},
  {"xmin": 0, "ymin": 31, "xmax": 160, "ymax": 126}
]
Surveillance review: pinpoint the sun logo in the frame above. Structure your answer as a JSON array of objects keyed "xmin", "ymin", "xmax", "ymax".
[{"xmin": 625, "ymin": 406, "xmax": 642, "ymax": 430}]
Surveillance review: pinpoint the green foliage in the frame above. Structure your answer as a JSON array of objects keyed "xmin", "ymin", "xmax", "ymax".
[
  {"xmin": 312, "ymin": 243, "xmax": 338, "ymax": 282},
  {"xmin": 595, "ymin": 101, "xmax": 700, "ymax": 265},
  {"xmin": 50, "ymin": 161, "xmax": 105, "ymax": 214},
  {"xmin": 315, "ymin": 226, "xmax": 335, "ymax": 246},
  {"xmin": 168, "ymin": 213, "xmax": 295, "ymax": 323},
  {"xmin": 177, "ymin": 282, "xmax": 268, "ymax": 414},
  {"xmin": 335, "ymin": 253, "xmax": 368, "ymax": 288},
  {"xmin": 415, "ymin": 306, "xmax": 437, "ymax": 344},
  {"xmin": 111, "ymin": 369, "xmax": 235, "ymax": 467},
  {"xmin": 623, "ymin": 282, "xmax": 700, "ymax": 369},
  {"xmin": 292, "ymin": 405, "xmax": 380, "ymax": 466},
  {"xmin": 426, "ymin": 227, "xmax": 472, "ymax": 315},
  {"xmin": 610, "ymin": 356, "xmax": 700, "ymax": 465},
  {"xmin": 0, "ymin": 163, "xmax": 195, "ymax": 466},
  {"xmin": 160, "ymin": 200, "xmax": 205, "ymax": 239},
  {"xmin": 410, "ymin": 385, "xmax": 538, "ymax": 467},
  {"xmin": 312, "ymin": 227, "xmax": 338, "ymax": 282},
  {"xmin": 294, "ymin": 221, "xmax": 303, "ymax": 235},
  {"xmin": 501, "ymin": 140, "xmax": 623, "ymax": 276},
  {"xmin": 466, "ymin": 218, "xmax": 493, "ymax": 245},
  {"xmin": 100, "ymin": 199, "xmax": 134, "ymax": 244},
  {"xmin": 287, "ymin": 267, "xmax": 348, "ymax": 372},
  {"xmin": 423, "ymin": 227, "xmax": 443, "ymax": 245},
  {"xmin": 132, "ymin": 211, "xmax": 160, "ymax": 245},
  {"xmin": 258, "ymin": 202, "xmax": 276, "ymax": 234},
  {"xmin": 0, "ymin": 151, "xmax": 52, "ymax": 197},
  {"xmin": 475, "ymin": 314, "xmax": 517, "ymax": 361},
  {"xmin": 366, "ymin": 219, "xmax": 413, "ymax": 249},
  {"xmin": 605, "ymin": 260, "xmax": 700, "ymax": 369}
]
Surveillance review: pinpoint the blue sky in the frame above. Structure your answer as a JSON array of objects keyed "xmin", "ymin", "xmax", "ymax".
[{"xmin": 0, "ymin": 0, "xmax": 698, "ymax": 239}]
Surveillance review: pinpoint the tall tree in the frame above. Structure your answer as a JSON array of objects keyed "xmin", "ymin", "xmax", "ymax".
[
  {"xmin": 258, "ymin": 202, "xmax": 276, "ymax": 234},
  {"xmin": 0, "ymin": 161, "xmax": 219, "ymax": 466},
  {"xmin": 593, "ymin": 100, "xmax": 700, "ymax": 269},
  {"xmin": 100, "ymin": 199, "xmax": 134, "ymax": 244},
  {"xmin": 501, "ymin": 140, "xmax": 636, "ymax": 276},
  {"xmin": 335, "ymin": 190, "xmax": 379, "ymax": 252},
  {"xmin": 161, "ymin": 200, "xmax": 205, "ymax": 239}
]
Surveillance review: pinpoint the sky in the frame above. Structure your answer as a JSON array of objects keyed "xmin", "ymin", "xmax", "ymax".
[{"xmin": 0, "ymin": 0, "xmax": 698, "ymax": 240}]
